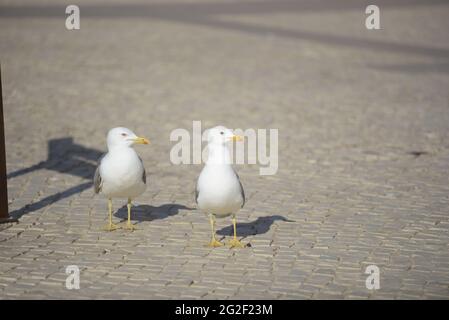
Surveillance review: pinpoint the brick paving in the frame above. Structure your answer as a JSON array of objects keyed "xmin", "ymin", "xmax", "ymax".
[{"xmin": 0, "ymin": 0, "xmax": 449, "ymax": 299}]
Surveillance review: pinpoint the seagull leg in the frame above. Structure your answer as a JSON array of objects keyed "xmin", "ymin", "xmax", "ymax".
[
  {"xmin": 228, "ymin": 215, "xmax": 244, "ymax": 248},
  {"xmin": 124, "ymin": 198, "xmax": 137, "ymax": 231},
  {"xmin": 103, "ymin": 198, "xmax": 119, "ymax": 231},
  {"xmin": 207, "ymin": 214, "xmax": 223, "ymax": 247}
]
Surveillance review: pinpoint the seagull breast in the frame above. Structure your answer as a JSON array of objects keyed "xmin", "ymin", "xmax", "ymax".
[
  {"xmin": 99, "ymin": 147, "xmax": 146, "ymax": 198},
  {"xmin": 197, "ymin": 164, "xmax": 244, "ymax": 216}
]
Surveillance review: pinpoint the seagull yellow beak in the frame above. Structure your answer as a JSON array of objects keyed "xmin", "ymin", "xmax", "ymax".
[
  {"xmin": 133, "ymin": 136, "xmax": 150, "ymax": 145},
  {"xmin": 231, "ymin": 135, "xmax": 244, "ymax": 142}
]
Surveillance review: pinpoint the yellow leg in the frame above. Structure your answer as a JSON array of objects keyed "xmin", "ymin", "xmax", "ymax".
[
  {"xmin": 228, "ymin": 216, "xmax": 244, "ymax": 248},
  {"xmin": 103, "ymin": 198, "xmax": 119, "ymax": 231},
  {"xmin": 207, "ymin": 215, "xmax": 223, "ymax": 247},
  {"xmin": 123, "ymin": 198, "xmax": 137, "ymax": 230}
]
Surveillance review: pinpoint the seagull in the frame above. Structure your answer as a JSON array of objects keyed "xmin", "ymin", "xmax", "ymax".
[
  {"xmin": 94, "ymin": 127, "xmax": 150, "ymax": 231},
  {"xmin": 195, "ymin": 126, "xmax": 245, "ymax": 248}
]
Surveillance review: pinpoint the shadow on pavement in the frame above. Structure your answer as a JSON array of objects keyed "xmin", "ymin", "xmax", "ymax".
[
  {"xmin": 369, "ymin": 62, "xmax": 449, "ymax": 74},
  {"xmin": 8, "ymin": 137, "xmax": 102, "ymax": 219},
  {"xmin": 114, "ymin": 203, "xmax": 194, "ymax": 223},
  {"xmin": 7, "ymin": 137, "xmax": 102, "ymax": 180},
  {"xmin": 1, "ymin": 0, "xmax": 448, "ymax": 61},
  {"xmin": 216, "ymin": 215, "xmax": 294, "ymax": 237}
]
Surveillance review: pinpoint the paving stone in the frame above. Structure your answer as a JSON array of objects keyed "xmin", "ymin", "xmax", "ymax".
[{"xmin": 1, "ymin": 0, "xmax": 449, "ymax": 300}]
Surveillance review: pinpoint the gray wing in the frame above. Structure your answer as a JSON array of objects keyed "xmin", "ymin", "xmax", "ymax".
[
  {"xmin": 235, "ymin": 170, "xmax": 245, "ymax": 208},
  {"xmin": 93, "ymin": 165, "xmax": 102, "ymax": 194},
  {"xmin": 194, "ymin": 179, "xmax": 199, "ymax": 204},
  {"xmin": 138, "ymin": 156, "xmax": 146, "ymax": 184},
  {"xmin": 93, "ymin": 154, "xmax": 105, "ymax": 194}
]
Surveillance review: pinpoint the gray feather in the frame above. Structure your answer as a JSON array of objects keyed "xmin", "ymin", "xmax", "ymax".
[
  {"xmin": 93, "ymin": 154, "xmax": 105, "ymax": 194},
  {"xmin": 239, "ymin": 179, "xmax": 245, "ymax": 208},
  {"xmin": 235, "ymin": 171, "xmax": 245, "ymax": 208},
  {"xmin": 195, "ymin": 181, "xmax": 199, "ymax": 204},
  {"xmin": 138, "ymin": 156, "xmax": 146, "ymax": 184},
  {"xmin": 93, "ymin": 165, "xmax": 102, "ymax": 194}
]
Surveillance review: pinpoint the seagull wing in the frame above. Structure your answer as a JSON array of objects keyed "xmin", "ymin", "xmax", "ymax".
[
  {"xmin": 195, "ymin": 179, "xmax": 199, "ymax": 204},
  {"xmin": 138, "ymin": 156, "xmax": 146, "ymax": 184},
  {"xmin": 93, "ymin": 154, "xmax": 105, "ymax": 194},
  {"xmin": 235, "ymin": 170, "xmax": 245, "ymax": 208}
]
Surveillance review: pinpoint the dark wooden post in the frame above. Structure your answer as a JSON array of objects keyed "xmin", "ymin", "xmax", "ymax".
[{"xmin": 0, "ymin": 64, "xmax": 13, "ymax": 223}]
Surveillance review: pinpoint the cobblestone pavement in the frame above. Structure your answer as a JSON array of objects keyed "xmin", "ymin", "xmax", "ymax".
[{"xmin": 1, "ymin": 0, "xmax": 449, "ymax": 299}]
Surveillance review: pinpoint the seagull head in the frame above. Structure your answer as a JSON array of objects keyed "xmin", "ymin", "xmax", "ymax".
[
  {"xmin": 106, "ymin": 127, "xmax": 150, "ymax": 149},
  {"xmin": 206, "ymin": 126, "xmax": 243, "ymax": 146}
]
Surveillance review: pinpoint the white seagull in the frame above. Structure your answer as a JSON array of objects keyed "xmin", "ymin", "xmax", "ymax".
[
  {"xmin": 195, "ymin": 126, "xmax": 245, "ymax": 248},
  {"xmin": 94, "ymin": 127, "xmax": 150, "ymax": 231}
]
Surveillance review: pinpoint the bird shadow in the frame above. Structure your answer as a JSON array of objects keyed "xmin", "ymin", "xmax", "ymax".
[
  {"xmin": 8, "ymin": 137, "xmax": 103, "ymax": 219},
  {"xmin": 216, "ymin": 215, "xmax": 294, "ymax": 237},
  {"xmin": 114, "ymin": 203, "xmax": 194, "ymax": 223}
]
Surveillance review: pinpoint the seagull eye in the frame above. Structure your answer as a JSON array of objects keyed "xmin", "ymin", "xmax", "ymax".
[
  {"xmin": 220, "ymin": 131, "xmax": 224, "ymax": 135},
  {"xmin": 121, "ymin": 133, "xmax": 128, "ymax": 137}
]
